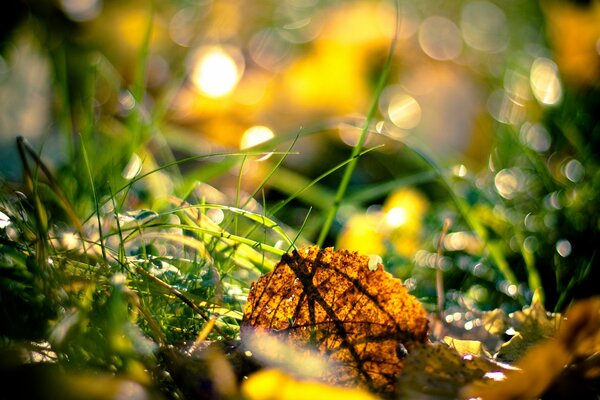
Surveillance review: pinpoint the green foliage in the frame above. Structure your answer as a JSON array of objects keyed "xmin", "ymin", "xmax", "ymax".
[{"xmin": 1, "ymin": 0, "xmax": 599, "ymax": 398}]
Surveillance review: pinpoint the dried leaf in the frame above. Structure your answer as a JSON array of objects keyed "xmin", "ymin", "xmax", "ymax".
[
  {"xmin": 396, "ymin": 343, "xmax": 508, "ymax": 400},
  {"xmin": 497, "ymin": 290, "xmax": 562, "ymax": 363},
  {"xmin": 241, "ymin": 246, "xmax": 429, "ymax": 394},
  {"xmin": 461, "ymin": 296, "xmax": 600, "ymax": 400}
]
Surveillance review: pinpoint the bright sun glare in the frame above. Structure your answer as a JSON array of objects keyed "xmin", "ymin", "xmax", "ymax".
[{"xmin": 191, "ymin": 47, "xmax": 242, "ymax": 98}]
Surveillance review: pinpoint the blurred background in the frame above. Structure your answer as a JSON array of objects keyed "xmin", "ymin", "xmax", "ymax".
[{"xmin": 1, "ymin": 0, "xmax": 599, "ymax": 314}]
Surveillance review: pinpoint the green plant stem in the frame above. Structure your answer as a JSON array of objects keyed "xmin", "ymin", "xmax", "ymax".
[
  {"xmin": 316, "ymin": 4, "xmax": 399, "ymax": 246},
  {"xmin": 79, "ymin": 134, "xmax": 107, "ymax": 261}
]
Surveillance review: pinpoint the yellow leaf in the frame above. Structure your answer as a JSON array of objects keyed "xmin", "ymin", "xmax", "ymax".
[
  {"xmin": 443, "ymin": 336, "xmax": 491, "ymax": 358},
  {"xmin": 242, "ymin": 369, "xmax": 380, "ymax": 400}
]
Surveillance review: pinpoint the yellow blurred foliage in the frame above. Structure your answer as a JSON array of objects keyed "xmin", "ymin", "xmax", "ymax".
[
  {"xmin": 543, "ymin": 0, "xmax": 600, "ymax": 86},
  {"xmin": 337, "ymin": 213, "xmax": 386, "ymax": 256},
  {"xmin": 282, "ymin": 44, "xmax": 370, "ymax": 115},
  {"xmin": 242, "ymin": 368, "xmax": 380, "ymax": 400},
  {"xmin": 281, "ymin": 1, "xmax": 394, "ymax": 115},
  {"xmin": 338, "ymin": 187, "xmax": 429, "ymax": 258},
  {"xmin": 383, "ymin": 187, "xmax": 429, "ymax": 235}
]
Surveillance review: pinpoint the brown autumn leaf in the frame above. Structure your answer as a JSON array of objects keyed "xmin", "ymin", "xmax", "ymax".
[{"xmin": 240, "ymin": 246, "xmax": 429, "ymax": 394}]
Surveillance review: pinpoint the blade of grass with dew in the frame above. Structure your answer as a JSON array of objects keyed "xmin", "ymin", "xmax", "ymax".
[
  {"xmin": 131, "ymin": 263, "xmax": 228, "ymax": 337},
  {"xmin": 85, "ymin": 151, "xmax": 289, "ymax": 226},
  {"xmin": 216, "ymin": 134, "xmax": 303, "ymax": 257},
  {"xmin": 316, "ymin": 2, "xmax": 400, "ymax": 246},
  {"xmin": 118, "ymin": 222, "xmax": 284, "ymax": 266},
  {"xmin": 128, "ymin": 0, "xmax": 154, "ymax": 148},
  {"xmin": 234, "ymin": 155, "xmax": 246, "ymax": 237},
  {"xmin": 165, "ymin": 198, "xmax": 295, "ymax": 248},
  {"xmin": 79, "ymin": 134, "xmax": 108, "ymax": 261},
  {"xmin": 17, "ymin": 137, "xmax": 84, "ymax": 235},
  {"xmin": 514, "ymin": 232, "xmax": 543, "ymax": 298}
]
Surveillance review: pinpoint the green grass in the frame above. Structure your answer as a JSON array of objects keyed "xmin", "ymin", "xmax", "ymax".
[{"xmin": 1, "ymin": 1, "xmax": 599, "ymax": 398}]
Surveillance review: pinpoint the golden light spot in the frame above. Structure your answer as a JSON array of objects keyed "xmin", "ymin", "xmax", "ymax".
[
  {"xmin": 387, "ymin": 94, "xmax": 421, "ymax": 129},
  {"xmin": 530, "ymin": 57, "xmax": 562, "ymax": 105},
  {"xmin": 385, "ymin": 207, "xmax": 408, "ymax": 228},
  {"xmin": 190, "ymin": 47, "xmax": 244, "ymax": 98},
  {"xmin": 453, "ymin": 164, "xmax": 468, "ymax": 177},
  {"xmin": 62, "ymin": 232, "xmax": 79, "ymax": 250},
  {"xmin": 337, "ymin": 213, "xmax": 385, "ymax": 256},
  {"xmin": 383, "ymin": 188, "xmax": 429, "ymax": 232},
  {"xmin": 240, "ymin": 125, "xmax": 275, "ymax": 161}
]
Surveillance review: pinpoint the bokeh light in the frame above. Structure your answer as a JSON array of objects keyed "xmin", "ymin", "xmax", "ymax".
[
  {"xmin": 530, "ymin": 57, "xmax": 562, "ymax": 105},
  {"xmin": 60, "ymin": 0, "xmax": 102, "ymax": 22},
  {"xmin": 563, "ymin": 159, "xmax": 584, "ymax": 183},
  {"xmin": 556, "ymin": 239, "xmax": 572, "ymax": 257},
  {"xmin": 190, "ymin": 46, "xmax": 244, "ymax": 98},
  {"xmin": 487, "ymin": 90, "xmax": 525, "ymax": 125},
  {"xmin": 418, "ymin": 16, "xmax": 462, "ymax": 61},
  {"xmin": 240, "ymin": 125, "xmax": 275, "ymax": 161},
  {"xmin": 0, "ymin": 211, "xmax": 10, "ymax": 229},
  {"xmin": 461, "ymin": 1, "xmax": 508, "ymax": 53},
  {"xmin": 387, "ymin": 94, "xmax": 421, "ymax": 130},
  {"xmin": 520, "ymin": 122, "xmax": 551, "ymax": 152},
  {"xmin": 494, "ymin": 168, "xmax": 524, "ymax": 199},
  {"xmin": 385, "ymin": 207, "xmax": 408, "ymax": 228}
]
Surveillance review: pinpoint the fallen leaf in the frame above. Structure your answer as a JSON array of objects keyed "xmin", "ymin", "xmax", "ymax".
[
  {"xmin": 461, "ymin": 296, "xmax": 600, "ymax": 400},
  {"xmin": 443, "ymin": 336, "xmax": 491, "ymax": 358},
  {"xmin": 496, "ymin": 289, "xmax": 562, "ymax": 363},
  {"xmin": 241, "ymin": 246, "xmax": 429, "ymax": 394},
  {"xmin": 396, "ymin": 342, "xmax": 509, "ymax": 400}
]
